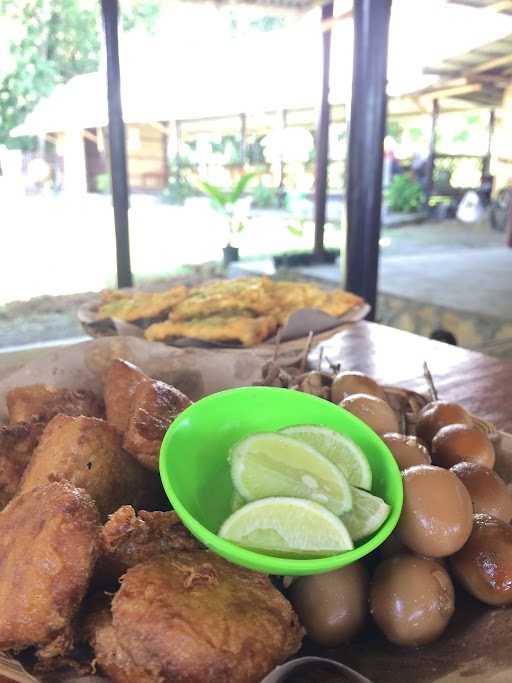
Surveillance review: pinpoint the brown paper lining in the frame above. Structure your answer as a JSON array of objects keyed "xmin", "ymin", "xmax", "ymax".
[{"xmin": 1, "ymin": 338, "xmax": 512, "ymax": 682}]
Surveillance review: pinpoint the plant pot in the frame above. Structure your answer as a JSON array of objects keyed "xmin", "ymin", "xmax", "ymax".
[
  {"xmin": 223, "ymin": 245, "xmax": 239, "ymax": 266},
  {"xmin": 273, "ymin": 249, "xmax": 338, "ymax": 268}
]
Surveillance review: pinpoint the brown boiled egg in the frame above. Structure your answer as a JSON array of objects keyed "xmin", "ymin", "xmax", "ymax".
[
  {"xmin": 451, "ymin": 513, "xmax": 512, "ymax": 606},
  {"xmin": 382, "ymin": 433, "xmax": 431, "ymax": 470},
  {"xmin": 432, "ymin": 424, "xmax": 495, "ymax": 469},
  {"xmin": 330, "ymin": 371, "xmax": 386, "ymax": 404},
  {"xmin": 397, "ymin": 465, "xmax": 473, "ymax": 557},
  {"xmin": 370, "ymin": 554, "xmax": 455, "ymax": 646},
  {"xmin": 340, "ymin": 394, "xmax": 399, "ymax": 436},
  {"xmin": 289, "ymin": 563, "xmax": 369, "ymax": 646},
  {"xmin": 451, "ymin": 462, "xmax": 512, "ymax": 522},
  {"xmin": 416, "ymin": 401, "xmax": 472, "ymax": 447}
]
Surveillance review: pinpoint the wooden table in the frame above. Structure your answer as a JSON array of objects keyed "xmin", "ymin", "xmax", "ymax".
[
  {"xmin": 2, "ymin": 322, "xmax": 512, "ymax": 683},
  {"xmin": 315, "ymin": 321, "xmax": 512, "ymax": 433},
  {"xmin": 307, "ymin": 322, "xmax": 512, "ymax": 682}
]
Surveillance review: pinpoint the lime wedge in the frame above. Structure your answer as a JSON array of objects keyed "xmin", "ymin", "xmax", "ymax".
[
  {"xmin": 231, "ymin": 490, "xmax": 246, "ymax": 513},
  {"xmin": 230, "ymin": 433, "xmax": 352, "ymax": 515},
  {"xmin": 219, "ymin": 497, "xmax": 354, "ymax": 557},
  {"xmin": 280, "ymin": 425, "xmax": 372, "ymax": 491},
  {"xmin": 341, "ymin": 487, "xmax": 390, "ymax": 541}
]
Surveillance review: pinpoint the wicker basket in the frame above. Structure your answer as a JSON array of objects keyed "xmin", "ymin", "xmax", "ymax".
[{"xmin": 385, "ymin": 384, "xmax": 499, "ymax": 441}]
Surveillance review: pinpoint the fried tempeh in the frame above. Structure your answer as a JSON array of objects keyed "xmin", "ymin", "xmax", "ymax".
[
  {"xmin": 96, "ymin": 506, "xmax": 200, "ymax": 585},
  {"xmin": 123, "ymin": 379, "xmax": 192, "ymax": 471},
  {"xmin": 0, "ymin": 482, "xmax": 100, "ymax": 661},
  {"xmin": 18, "ymin": 415, "xmax": 166, "ymax": 519},
  {"xmin": 0, "ymin": 421, "xmax": 44, "ymax": 509},
  {"xmin": 145, "ymin": 314, "xmax": 278, "ymax": 347},
  {"xmin": 98, "ymin": 286, "xmax": 188, "ymax": 322},
  {"xmin": 6, "ymin": 384, "xmax": 103, "ymax": 425},
  {"xmin": 170, "ymin": 277, "xmax": 275, "ymax": 321},
  {"xmin": 103, "ymin": 358, "xmax": 149, "ymax": 433},
  {"xmin": 88, "ymin": 552, "xmax": 303, "ymax": 683}
]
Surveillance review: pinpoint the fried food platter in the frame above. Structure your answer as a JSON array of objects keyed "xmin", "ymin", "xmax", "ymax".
[
  {"xmin": 78, "ymin": 277, "xmax": 369, "ymax": 348},
  {"xmin": 1, "ymin": 335, "xmax": 512, "ymax": 683}
]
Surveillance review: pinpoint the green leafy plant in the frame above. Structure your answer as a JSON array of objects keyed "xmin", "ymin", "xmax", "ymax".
[
  {"xmin": 251, "ymin": 183, "xmax": 281, "ymax": 209},
  {"xmin": 197, "ymin": 172, "xmax": 257, "ymax": 245},
  {"xmin": 385, "ymin": 174, "xmax": 425, "ymax": 213},
  {"xmin": 162, "ymin": 177, "xmax": 200, "ymax": 205}
]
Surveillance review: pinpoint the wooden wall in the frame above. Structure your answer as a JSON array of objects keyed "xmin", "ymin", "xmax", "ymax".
[{"xmin": 127, "ymin": 123, "xmax": 168, "ymax": 191}]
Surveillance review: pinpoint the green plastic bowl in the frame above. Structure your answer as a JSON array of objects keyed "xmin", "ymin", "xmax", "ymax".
[{"xmin": 160, "ymin": 386, "xmax": 403, "ymax": 575}]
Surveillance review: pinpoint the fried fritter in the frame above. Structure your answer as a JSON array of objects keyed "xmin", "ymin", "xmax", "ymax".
[
  {"xmin": 18, "ymin": 415, "xmax": 165, "ymax": 519},
  {"xmin": 6, "ymin": 384, "xmax": 104, "ymax": 425},
  {"xmin": 170, "ymin": 277, "xmax": 274, "ymax": 321},
  {"xmin": 0, "ymin": 481, "xmax": 100, "ymax": 660},
  {"xmin": 105, "ymin": 553, "xmax": 303, "ymax": 683},
  {"xmin": 145, "ymin": 314, "xmax": 278, "ymax": 346},
  {"xmin": 103, "ymin": 358, "xmax": 148, "ymax": 433},
  {"xmin": 83, "ymin": 595, "xmax": 155, "ymax": 683},
  {"xmin": 96, "ymin": 506, "xmax": 200, "ymax": 585},
  {"xmin": 123, "ymin": 379, "xmax": 192, "ymax": 471},
  {"xmin": 274, "ymin": 281, "xmax": 363, "ymax": 324},
  {"xmin": 0, "ymin": 421, "xmax": 44, "ymax": 509},
  {"xmin": 98, "ymin": 286, "xmax": 188, "ymax": 322}
]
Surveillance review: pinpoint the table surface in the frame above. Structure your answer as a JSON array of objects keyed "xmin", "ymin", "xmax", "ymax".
[
  {"xmin": 320, "ymin": 320, "xmax": 512, "ymax": 433},
  {"xmin": 2, "ymin": 322, "xmax": 512, "ymax": 683}
]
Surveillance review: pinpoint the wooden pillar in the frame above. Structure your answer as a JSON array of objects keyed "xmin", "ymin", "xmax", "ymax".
[
  {"xmin": 175, "ymin": 120, "xmax": 182, "ymax": 183},
  {"xmin": 240, "ymin": 113, "xmax": 247, "ymax": 165},
  {"xmin": 278, "ymin": 109, "xmax": 287, "ymax": 208},
  {"xmin": 101, "ymin": 0, "xmax": 132, "ymax": 288},
  {"xmin": 425, "ymin": 98, "xmax": 439, "ymax": 204},
  {"xmin": 482, "ymin": 109, "xmax": 495, "ymax": 178},
  {"xmin": 345, "ymin": 0, "xmax": 392, "ymax": 317},
  {"xmin": 313, "ymin": 1, "xmax": 333, "ymax": 263}
]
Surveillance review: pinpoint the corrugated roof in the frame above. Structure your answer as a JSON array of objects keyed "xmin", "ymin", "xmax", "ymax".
[
  {"xmin": 417, "ymin": 1, "xmax": 512, "ymax": 107},
  {"xmin": 448, "ymin": 0, "xmax": 512, "ymax": 16}
]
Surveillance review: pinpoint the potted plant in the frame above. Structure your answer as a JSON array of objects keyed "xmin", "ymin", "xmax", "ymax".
[{"xmin": 197, "ymin": 172, "xmax": 257, "ymax": 266}]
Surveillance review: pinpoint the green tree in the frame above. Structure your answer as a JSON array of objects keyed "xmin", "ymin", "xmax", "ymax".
[{"xmin": 0, "ymin": 0, "xmax": 160, "ymax": 149}]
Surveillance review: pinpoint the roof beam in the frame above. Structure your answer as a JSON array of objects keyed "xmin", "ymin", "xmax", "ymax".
[
  {"xmin": 469, "ymin": 52, "xmax": 512, "ymax": 73},
  {"xmin": 420, "ymin": 83, "xmax": 482, "ymax": 100},
  {"xmin": 486, "ymin": 0, "xmax": 512, "ymax": 12}
]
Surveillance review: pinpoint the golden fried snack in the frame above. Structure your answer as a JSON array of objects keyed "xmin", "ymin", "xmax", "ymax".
[
  {"xmin": 0, "ymin": 481, "xmax": 100, "ymax": 660},
  {"xmin": 171, "ymin": 277, "xmax": 274, "ymax": 321},
  {"xmin": 6, "ymin": 384, "xmax": 103, "ymax": 425},
  {"xmin": 98, "ymin": 286, "xmax": 188, "ymax": 322},
  {"xmin": 96, "ymin": 506, "xmax": 200, "ymax": 586},
  {"xmin": 0, "ymin": 422, "xmax": 44, "ymax": 509},
  {"xmin": 274, "ymin": 281, "xmax": 363, "ymax": 324},
  {"xmin": 123, "ymin": 379, "xmax": 192, "ymax": 471},
  {"xmin": 105, "ymin": 553, "xmax": 303, "ymax": 683},
  {"xmin": 145, "ymin": 314, "xmax": 278, "ymax": 347},
  {"xmin": 18, "ymin": 415, "xmax": 165, "ymax": 519},
  {"xmin": 83, "ymin": 595, "xmax": 155, "ymax": 683},
  {"xmin": 104, "ymin": 358, "xmax": 149, "ymax": 433}
]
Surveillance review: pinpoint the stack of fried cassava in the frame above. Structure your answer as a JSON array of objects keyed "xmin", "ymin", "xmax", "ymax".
[{"xmin": 0, "ymin": 359, "xmax": 303, "ymax": 683}]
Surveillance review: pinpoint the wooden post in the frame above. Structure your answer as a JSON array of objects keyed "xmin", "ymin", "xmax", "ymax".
[
  {"xmin": 345, "ymin": 0, "xmax": 392, "ymax": 317},
  {"xmin": 240, "ymin": 113, "xmax": 247, "ymax": 165},
  {"xmin": 101, "ymin": 0, "xmax": 132, "ymax": 288},
  {"xmin": 483, "ymin": 109, "xmax": 495, "ymax": 178},
  {"xmin": 175, "ymin": 120, "xmax": 182, "ymax": 184},
  {"xmin": 313, "ymin": 1, "xmax": 333, "ymax": 263},
  {"xmin": 278, "ymin": 109, "xmax": 287, "ymax": 208},
  {"xmin": 425, "ymin": 98, "xmax": 439, "ymax": 204}
]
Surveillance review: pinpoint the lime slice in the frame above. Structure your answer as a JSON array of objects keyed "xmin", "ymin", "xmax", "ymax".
[
  {"xmin": 231, "ymin": 490, "xmax": 246, "ymax": 513},
  {"xmin": 219, "ymin": 497, "xmax": 354, "ymax": 557},
  {"xmin": 280, "ymin": 425, "xmax": 372, "ymax": 491},
  {"xmin": 341, "ymin": 487, "xmax": 390, "ymax": 541},
  {"xmin": 230, "ymin": 433, "xmax": 352, "ymax": 515}
]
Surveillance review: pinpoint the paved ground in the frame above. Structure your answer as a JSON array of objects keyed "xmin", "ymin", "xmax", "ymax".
[{"xmin": 1, "ymin": 191, "xmax": 511, "ymax": 351}]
